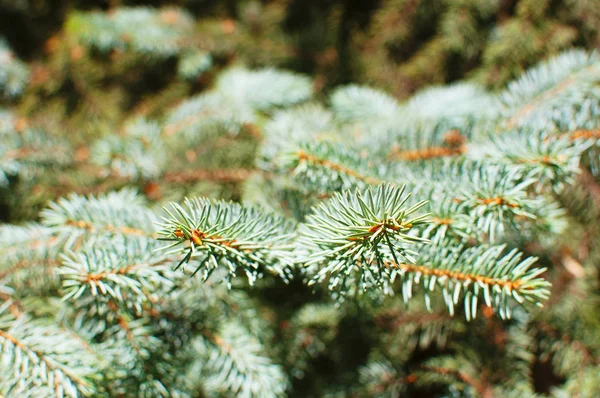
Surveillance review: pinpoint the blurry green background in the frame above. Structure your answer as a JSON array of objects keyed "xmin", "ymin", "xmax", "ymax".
[
  {"xmin": 1, "ymin": 0, "xmax": 599, "ymax": 222},
  {"xmin": 3, "ymin": 0, "xmax": 599, "ymax": 94}
]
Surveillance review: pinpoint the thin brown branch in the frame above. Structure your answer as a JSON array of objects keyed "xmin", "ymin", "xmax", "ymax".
[
  {"xmin": 390, "ymin": 146, "xmax": 466, "ymax": 162},
  {"xmin": 453, "ymin": 196, "xmax": 520, "ymax": 209},
  {"xmin": 65, "ymin": 219, "xmax": 155, "ymax": 238},
  {"xmin": 384, "ymin": 261, "xmax": 524, "ymax": 291},
  {"xmin": 296, "ymin": 150, "xmax": 382, "ymax": 185},
  {"xmin": 163, "ymin": 168, "xmax": 256, "ymax": 183},
  {"xmin": 83, "ymin": 259, "xmax": 170, "ymax": 285}
]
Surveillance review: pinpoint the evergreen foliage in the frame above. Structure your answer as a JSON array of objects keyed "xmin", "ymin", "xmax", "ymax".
[
  {"xmin": 0, "ymin": 37, "xmax": 29, "ymax": 98},
  {"xmin": 1, "ymin": 3, "xmax": 600, "ymax": 397}
]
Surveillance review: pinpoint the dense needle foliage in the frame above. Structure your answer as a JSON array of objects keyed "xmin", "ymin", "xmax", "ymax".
[{"xmin": 1, "ymin": 2, "xmax": 600, "ymax": 398}]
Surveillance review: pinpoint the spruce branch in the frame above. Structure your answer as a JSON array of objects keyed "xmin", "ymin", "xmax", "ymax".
[
  {"xmin": 500, "ymin": 50, "xmax": 600, "ymax": 130},
  {"xmin": 90, "ymin": 117, "xmax": 165, "ymax": 180},
  {"xmin": 330, "ymin": 84, "xmax": 401, "ymax": 124},
  {"xmin": 59, "ymin": 236, "xmax": 178, "ymax": 313},
  {"xmin": 41, "ymin": 189, "xmax": 158, "ymax": 245},
  {"xmin": 0, "ymin": 224, "xmax": 65, "ymax": 294},
  {"xmin": 156, "ymin": 198, "xmax": 295, "ymax": 285},
  {"xmin": 444, "ymin": 162, "xmax": 542, "ymax": 242},
  {"xmin": 192, "ymin": 322, "xmax": 288, "ymax": 398},
  {"xmin": 358, "ymin": 359, "xmax": 407, "ymax": 397},
  {"xmin": 259, "ymin": 104, "xmax": 335, "ymax": 170},
  {"xmin": 163, "ymin": 92, "xmax": 255, "ymax": 144},
  {"xmin": 470, "ymin": 128, "xmax": 593, "ymax": 189},
  {"xmin": 384, "ymin": 122, "xmax": 472, "ymax": 166},
  {"xmin": 0, "ymin": 308, "xmax": 100, "ymax": 397},
  {"xmin": 391, "ymin": 144, "xmax": 466, "ymax": 162},
  {"xmin": 298, "ymin": 184, "xmax": 429, "ymax": 297},
  {"xmin": 215, "ymin": 67, "xmax": 313, "ymax": 112},
  {"xmin": 66, "ymin": 7, "xmax": 195, "ymax": 59},
  {"xmin": 177, "ymin": 49, "xmax": 212, "ymax": 80},
  {"xmin": 0, "ymin": 37, "xmax": 29, "ymax": 98},
  {"xmin": 378, "ymin": 309, "xmax": 458, "ymax": 352},
  {"xmin": 401, "ymin": 160, "xmax": 548, "ymax": 242},
  {"xmin": 162, "ymin": 167, "xmax": 256, "ymax": 183},
  {"xmin": 416, "ymin": 189, "xmax": 466, "ymax": 241},
  {"xmin": 0, "ymin": 109, "xmax": 72, "ymax": 186},
  {"xmin": 402, "ymin": 83, "xmax": 497, "ymax": 125},
  {"xmin": 280, "ymin": 141, "xmax": 387, "ymax": 194},
  {"xmin": 387, "ymin": 241, "xmax": 550, "ymax": 320},
  {"xmin": 0, "ymin": 223, "xmax": 61, "ymax": 254}
]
